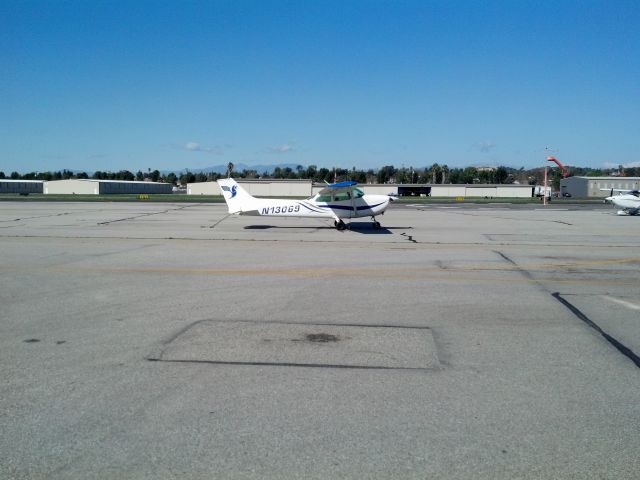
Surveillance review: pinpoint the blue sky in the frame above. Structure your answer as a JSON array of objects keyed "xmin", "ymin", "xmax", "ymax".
[{"xmin": 2, "ymin": 0, "xmax": 639, "ymax": 173}]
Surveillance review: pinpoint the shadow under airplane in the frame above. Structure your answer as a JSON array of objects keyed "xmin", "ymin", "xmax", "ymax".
[{"xmin": 243, "ymin": 222, "xmax": 413, "ymax": 235}]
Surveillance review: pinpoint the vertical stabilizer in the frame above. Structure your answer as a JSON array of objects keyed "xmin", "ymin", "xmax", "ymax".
[{"xmin": 216, "ymin": 178, "xmax": 257, "ymax": 214}]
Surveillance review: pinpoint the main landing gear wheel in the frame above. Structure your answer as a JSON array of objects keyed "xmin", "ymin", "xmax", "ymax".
[
  {"xmin": 373, "ymin": 221, "xmax": 381, "ymax": 229},
  {"xmin": 334, "ymin": 220, "xmax": 346, "ymax": 230}
]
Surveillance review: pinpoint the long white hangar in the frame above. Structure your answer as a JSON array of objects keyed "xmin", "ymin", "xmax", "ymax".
[
  {"xmin": 43, "ymin": 179, "xmax": 172, "ymax": 195},
  {"xmin": 187, "ymin": 180, "xmax": 534, "ymax": 198}
]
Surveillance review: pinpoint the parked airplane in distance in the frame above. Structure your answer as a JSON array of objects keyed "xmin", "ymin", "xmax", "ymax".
[
  {"xmin": 217, "ymin": 178, "xmax": 393, "ymax": 229},
  {"xmin": 603, "ymin": 189, "xmax": 640, "ymax": 216}
]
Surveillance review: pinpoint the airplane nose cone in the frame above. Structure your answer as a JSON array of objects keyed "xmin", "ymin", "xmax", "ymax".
[{"xmin": 604, "ymin": 196, "xmax": 614, "ymax": 203}]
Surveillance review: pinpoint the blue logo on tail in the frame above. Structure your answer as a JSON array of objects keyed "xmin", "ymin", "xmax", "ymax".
[{"xmin": 221, "ymin": 185, "xmax": 238, "ymax": 198}]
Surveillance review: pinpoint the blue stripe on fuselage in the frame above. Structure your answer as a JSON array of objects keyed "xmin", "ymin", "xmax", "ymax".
[
  {"xmin": 316, "ymin": 202, "xmax": 384, "ymax": 211},
  {"xmin": 297, "ymin": 201, "xmax": 324, "ymax": 213}
]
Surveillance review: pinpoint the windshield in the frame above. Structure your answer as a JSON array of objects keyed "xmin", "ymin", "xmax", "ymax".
[{"xmin": 312, "ymin": 188, "xmax": 363, "ymax": 202}]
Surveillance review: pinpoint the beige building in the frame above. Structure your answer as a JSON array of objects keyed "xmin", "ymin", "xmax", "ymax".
[
  {"xmin": 311, "ymin": 183, "xmax": 397, "ymax": 196},
  {"xmin": 396, "ymin": 184, "xmax": 533, "ymax": 198},
  {"xmin": 188, "ymin": 180, "xmax": 313, "ymax": 197},
  {"xmin": 188, "ymin": 179, "xmax": 535, "ymax": 198},
  {"xmin": 186, "ymin": 182, "xmax": 219, "ymax": 195},
  {"xmin": 560, "ymin": 176, "xmax": 640, "ymax": 198}
]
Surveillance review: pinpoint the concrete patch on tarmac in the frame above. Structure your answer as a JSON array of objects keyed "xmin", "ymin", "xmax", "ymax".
[{"xmin": 149, "ymin": 320, "xmax": 439, "ymax": 370}]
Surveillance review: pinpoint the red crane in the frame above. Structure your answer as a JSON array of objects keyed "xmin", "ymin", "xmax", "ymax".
[{"xmin": 546, "ymin": 156, "xmax": 570, "ymax": 177}]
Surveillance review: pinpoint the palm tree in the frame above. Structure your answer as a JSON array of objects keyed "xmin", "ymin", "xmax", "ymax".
[
  {"xmin": 227, "ymin": 162, "xmax": 234, "ymax": 178},
  {"xmin": 430, "ymin": 163, "xmax": 440, "ymax": 184},
  {"xmin": 441, "ymin": 165, "xmax": 449, "ymax": 184}
]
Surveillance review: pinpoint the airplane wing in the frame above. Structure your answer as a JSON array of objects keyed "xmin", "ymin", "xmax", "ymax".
[
  {"xmin": 600, "ymin": 188, "xmax": 634, "ymax": 193},
  {"xmin": 316, "ymin": 181, "xmax": 358, "ymax": 196},
  {"xmin": 600, "ymin": 188, "xmax": 640, "ymax": 198}
]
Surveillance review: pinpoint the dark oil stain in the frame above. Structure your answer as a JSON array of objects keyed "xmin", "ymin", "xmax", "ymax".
[
  {"xmin": 24, "ymin": 338, "xmax": 40, "ymax": 343},
  {"xmin": 56, "ymin": 340, "xmax": 66, "ymax": 345},
  {"xmin": 306, "ymin": 333, "xmax": 339, "ymax": 343}
]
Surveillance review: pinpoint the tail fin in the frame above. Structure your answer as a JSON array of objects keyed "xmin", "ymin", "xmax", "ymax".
[{"xmin": 216, "ymin": 178, "xmax": 258, "ymax": 214}]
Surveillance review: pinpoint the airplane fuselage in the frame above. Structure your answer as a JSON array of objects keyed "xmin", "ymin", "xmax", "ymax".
[
  {"xmin": 217, "ymin": 178, "xmax": 392, "ymax": 229},
  {"xmin": 244, "ymin": 195, "xmax": 390, "ymax": 219},
  {"xmin": 605, "ymin": 193, "xmax": 640, "ymax": 215}
]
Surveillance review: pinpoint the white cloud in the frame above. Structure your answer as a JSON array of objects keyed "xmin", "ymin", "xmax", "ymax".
[
  {"xmin": 183, "ymin": 142, "xmax": 227, "ymax": 155},
  {"xmin": 474, "ymin": 141, "xmax": 497, "ymax": 153},
  {"xmin": 266, "ymin": 143, "xmax": 295, "ymax": 154}
]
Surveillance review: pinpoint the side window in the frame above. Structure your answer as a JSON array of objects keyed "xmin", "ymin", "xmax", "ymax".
[
  {"xmin": 353, "ymin": 188, "xmax": 365, "ymax": 198},
  {"xmin": 333, "ymin": 192, "xmax": 351, "ymax": 201},
  {"xmin": 316, "ymin": 194, "xmax": 331, "ymax": 202}
]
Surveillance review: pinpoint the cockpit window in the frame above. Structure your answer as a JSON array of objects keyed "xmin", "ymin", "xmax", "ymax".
[
  {"xmin": 313, "ymin": 188, "xmax": 363, "ymax": 202},
  {"xmin": 333, "ymin": 191, "xmax": 351, "ymax": 201}
]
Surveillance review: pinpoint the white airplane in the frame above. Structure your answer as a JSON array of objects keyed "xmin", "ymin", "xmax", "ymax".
[
  {"xmin": 217, "ymin": 178, "xmax": 393, "ymax": 229},
  {"xmin": 603, "ymin": 189, "xmax": 640, "ymax": 215}
]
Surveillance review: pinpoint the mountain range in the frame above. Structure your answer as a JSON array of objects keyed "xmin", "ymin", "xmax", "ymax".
[{"xmin": 163, "ymin": 163, "xmax": 302, "ymax": 175}]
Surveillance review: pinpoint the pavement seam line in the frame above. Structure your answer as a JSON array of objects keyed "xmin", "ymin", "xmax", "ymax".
[
  {"xmin": 552, "ymin": 292, "xmax": 640, "ymax": 369},
  {"xmin": 494, "ymin": 250, "xmax": 640, "ymax": 369}
]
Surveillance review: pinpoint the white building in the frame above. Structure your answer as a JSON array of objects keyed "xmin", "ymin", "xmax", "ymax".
[
  {"xmin": 560, "ymin": 176, "xmax": 640, "ymax": 198},
  {"xmin": 395, "ymin": 184, "xmax": 533, "ymax": 198},
  {"xmin": 188, "ymin": 180, "xmax": 535, "ymax": 198},
  {"xmin": 188, "ymin": 180, "xmax": 312, "ymax": 197},
  {"xmin": 311, "ymin": 183, "xmax": 398, "ymax": 196},
  {"xmin": 43, "ymin": 179, "xmax": 172, "ymax": 195}
]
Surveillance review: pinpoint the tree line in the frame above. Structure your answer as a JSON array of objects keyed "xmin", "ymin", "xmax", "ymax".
[{"xmin": 2, "ymin": 163, "xmax": 637, "ymax": 190}]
